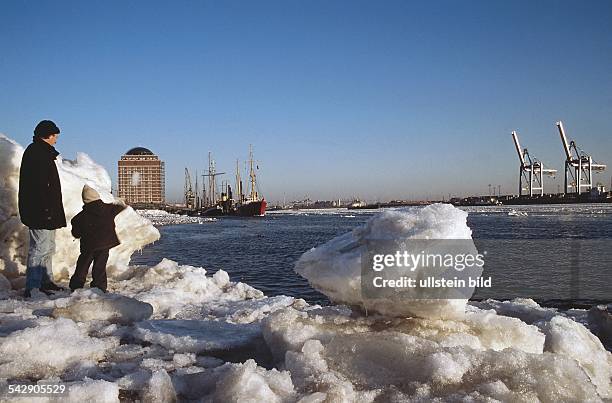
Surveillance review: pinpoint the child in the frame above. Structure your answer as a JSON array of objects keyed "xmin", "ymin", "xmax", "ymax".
[{"xmin": 69, "ymin": 185, "xmax": 126, "ymax": 293}]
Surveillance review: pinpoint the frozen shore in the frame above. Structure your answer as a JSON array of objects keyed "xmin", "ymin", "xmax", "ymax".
[
  {"xmin": 136, "ymin": 210, "xmax": 216, "ymax": 227},
  {"xmin": 1, "ymin": 134, "xmax": 611, "ymax": 402},
  {"xmin": 1, "ymin": 260, "xmax": 611, "ymax": 402}
]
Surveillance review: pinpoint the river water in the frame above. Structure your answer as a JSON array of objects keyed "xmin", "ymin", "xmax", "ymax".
[{"xmin": 131, "ymin": 204, "xmax": 612, "ymax": 306}]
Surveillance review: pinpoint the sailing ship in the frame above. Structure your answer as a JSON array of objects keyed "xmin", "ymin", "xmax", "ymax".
[
  {"xmin": 200, "ymin": 145, "xmax": 266, "ymax": 217},
  {"xmin": 233, "ymin": 145, "xmax": 267, "ymax": 216}
]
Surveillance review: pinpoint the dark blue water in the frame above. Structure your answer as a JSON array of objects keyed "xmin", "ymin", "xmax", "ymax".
[
  {"xmin": 131, "ymin": 206, "xmax": 612, "ymax": 305},
  {"xmin": 132, "ymin": 212, "xmax": 365, "ymax": 304}
]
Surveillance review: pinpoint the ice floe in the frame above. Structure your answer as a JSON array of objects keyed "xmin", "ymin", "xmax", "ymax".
[
  {"xmin": 136, "ymin": 209, "xmax": 216, "ymax": 226},
  {"xmin": 0, "ymin": 317, "xmax": 118, "ymax": 379},
  {"xmin": 295, "ymin": 204, "xmax": 478, "ymax": 319},
  {"xmin": 52, "ymin": 289, "xmax": 153, "ymax": 324}
]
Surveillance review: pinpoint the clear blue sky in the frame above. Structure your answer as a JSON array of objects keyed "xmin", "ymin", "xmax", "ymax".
[{"xmin": 2, "ymin": 0, "xmax": 611, "ymax": 203}]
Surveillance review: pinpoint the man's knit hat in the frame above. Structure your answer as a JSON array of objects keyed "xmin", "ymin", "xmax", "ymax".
[
  {"xmin": 34, "ymin": 120, "xmax": 60, "ymax": 138},
  {"xmin": 82, "ymin": 185, "xmax": 101, "ymax": 204}
]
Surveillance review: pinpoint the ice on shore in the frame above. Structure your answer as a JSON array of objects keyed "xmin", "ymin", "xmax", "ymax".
[
  {"xmin": 263, "ymin": 305, "xmax": 610, "ymax": 401},
  {"xmin": 0, "ymin": 317, "xmax": 118, "ymax": 379},
  {"xmin": 542, "ymin": 315, "xmax": 612, "ymax": 397},
  {"xmin": 112, "ymin": 258, "xmax": 265, "ymax": 318},
  {"xmin": 171, "ymin": 359, "xmax": 295, "ymax": 402},
  {"xmin": 136, "ymin": 209, "xmax": 216, "ymax": 226},
  {"xmin": 295, "ymin": 204, "xmax": 477, "ymax": 319},
  {"xmin": 1, "ymin": 267, "xmax": 610, "ymax": 401},
  {"xmin": 0, "ymin": 134, "xmax": 611, "ymax": 401},
  {"xmin": 52, "ymin": 289, "xmax": 153, "ymax": 324},
  {"xmin": 134, "ymin": 319, "xmax": 261, "ymax": 353}
]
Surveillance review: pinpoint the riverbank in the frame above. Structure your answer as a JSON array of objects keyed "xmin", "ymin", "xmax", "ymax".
[{"xmin": 1, "ymin": 134, "xmax": 610, "ymax": 401}]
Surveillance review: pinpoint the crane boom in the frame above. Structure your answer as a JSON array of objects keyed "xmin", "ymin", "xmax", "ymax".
[
  {"xmin": 556, "ymin": 121, "xmax": 573, "ymax": 161},
  {"xmin": 511, "ymin": 131, "xmax": 526, "ymax": 165},
  {"xmin": 184, "ymin": 168, "xmax": 194, "ymax": 208}
]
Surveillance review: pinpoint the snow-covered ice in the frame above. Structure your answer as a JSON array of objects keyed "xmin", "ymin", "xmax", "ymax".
[
  {"xmin": 0, "ymin": 317, "xmax": 118, "ymax": 379},
  {"xmin": 263, "ymin": 304, "xmax": 610, "ymax": 401},
  {"xmin": 133, "ymin": 319, "xmax": 261, "ymax": 353},
  {"xmin": 295, "ymin": 204, "xmax": 479, "ymax": 319},
  {"xmin": 0, "ymin": 134, "xmax": 611, "ymax": 401},
  {"xmin": 136, "ymin": 209, "xmax": 216, "ymax": 226},
  {"xmin": 52, "ymin": 289, "xmax": 154, "ymax": 324},
  {"xmin": 112, "ymin": 258, "xmax": 265, "ymax": 318}
]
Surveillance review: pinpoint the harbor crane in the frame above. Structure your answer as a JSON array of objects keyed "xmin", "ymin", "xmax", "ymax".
[
  {"xmin": 184, "ymin": 168, "xmax": 196, "ymax": 209},
  {"xmin": 511, "ymin": 130, "xmax": 557, "ymax": 196},
  {"xmin": 556, "ymin": 121, "xmax": 606, "ymax": 195}
]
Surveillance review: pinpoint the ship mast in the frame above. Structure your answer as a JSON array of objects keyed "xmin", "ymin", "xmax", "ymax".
[
  {"xmin": 194, "ymin": 169, "xmax": 199, "ymax": 209},
  {"xmin": 209, "ymin": 152, "xmax": 216, "ymax": 205},
  {"xmin": 202, "ymin": 152, "xmax": 225, "ymax": 206},
  {"xmin": 235, "ymin": 159, "xmax": 243, "ymax": 203},
  {"xmin": 248, "ymin": 144, "xmax": 258, "ymax": 202}
]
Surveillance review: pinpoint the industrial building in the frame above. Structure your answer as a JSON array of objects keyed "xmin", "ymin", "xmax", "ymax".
[{"xmin": 117, "ymin": 147, "xmax": 165, "ymax": 207}]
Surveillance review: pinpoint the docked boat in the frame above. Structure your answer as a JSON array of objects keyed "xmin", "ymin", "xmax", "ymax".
[
  {"xmin": 233, "ymin": 145, "xmax": 267, "ymax": 217},
  {"xmin": 236, "ymin": 199, "xmax": 267, "ymax": 216},
  {"xmin": 200, "ymin": 145, "xmax": 267, "ymax": 217}
]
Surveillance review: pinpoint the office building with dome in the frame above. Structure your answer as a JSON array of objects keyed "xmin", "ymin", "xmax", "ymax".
[{"xmin": 117, "ymin": 147, "xmax": 165, "ymax": 207}]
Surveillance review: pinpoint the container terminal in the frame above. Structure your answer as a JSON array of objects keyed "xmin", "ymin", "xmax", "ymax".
[{"xmin": 162, "ymin": 120, "xmax": 610, "ymax": 214}]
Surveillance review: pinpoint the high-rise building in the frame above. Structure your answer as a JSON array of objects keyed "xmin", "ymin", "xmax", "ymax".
[{"xmin": 117, "ymin": 147, "xmax": 165, "ymax": 207}]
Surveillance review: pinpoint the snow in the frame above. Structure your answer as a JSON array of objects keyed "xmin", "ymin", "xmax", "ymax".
[
  {"xmin": 0, "ymin": 133, "xmax": 611, "ymax": 401},
  {"xmin": 0, "ymin": 378, "xmax": 121, "ymax": 403},
  {"xmin": 133, "ymin": 319, "xmax": 261, "ymax": 353},
  {"xmin": 542, "ymin": 315, "xmax": 612, "ymax": 398},
  {"xmin": 142, "ymin": 369, "xmax": 176, "ymax": 403},
  {"xmin": 295, "ymin": 204, "xmax": 478, "ymax": 319},
  {"xmin": 212, "ymin": 360, "xmax": 295, "ymax": 402},
  {"xmin": 0, "ymin": 317, "xmax": 118, "ymax": 379},
  {"xmin": 263, "ymin": 304, "xmax": 608, "ymax": 401},
  {"xmin": 173, "ymin": 359, "xmax": 295, "ymax": 402},
  {"xmin": 65, "ymin": 379, "xmax": 120, "ymax": 403},
  {"xmin": 112, "ymin": 258, "xmax": 264, "ymax": 318},
  {"xmin": 52, "ymin": 289, "xmax": 153, "ymax": 324}
]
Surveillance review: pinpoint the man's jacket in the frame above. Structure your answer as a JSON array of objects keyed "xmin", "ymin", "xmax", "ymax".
[
  {"xmin": 18, "ymin": 137, "xmax": 66, "ymax": 229},
  {"xmin": 71, "ymin": 200, "xmax": 126, "ymax": 252}
]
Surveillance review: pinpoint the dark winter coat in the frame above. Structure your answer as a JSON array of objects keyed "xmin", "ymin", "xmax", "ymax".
[
  {"xmin": 18, "ymin": 137, "xmax": 67, "ymax": 229},
  {"xmin": 71, "ymin": 200, "xmax": 126, "ymax": 252}
]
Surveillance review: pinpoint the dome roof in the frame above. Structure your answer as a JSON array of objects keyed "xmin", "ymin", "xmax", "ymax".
[{"xmin": 125, "ymin": 147, "xmax": 154, "ymax": 156}]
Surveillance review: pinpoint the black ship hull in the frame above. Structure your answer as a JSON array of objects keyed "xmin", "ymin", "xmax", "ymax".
[{"xmin": 199, "ymin": 200, "xmax": 267, "ymax": 217}]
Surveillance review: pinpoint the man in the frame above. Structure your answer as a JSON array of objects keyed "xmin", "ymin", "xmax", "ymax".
[{"xmin": 19, "ymin": 120, "xmax": 67, "ymax": 297}]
